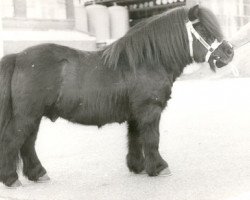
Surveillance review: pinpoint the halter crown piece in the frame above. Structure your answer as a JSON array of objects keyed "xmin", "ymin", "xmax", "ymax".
[{"xmin": 185, "ymin": 19, "xmax": 222, "ymax": 62}]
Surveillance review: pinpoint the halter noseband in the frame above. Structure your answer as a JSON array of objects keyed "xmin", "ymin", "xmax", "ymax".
[{"xmin": 186, "ymin": 20, "xmax": 222, "ymax": 62}]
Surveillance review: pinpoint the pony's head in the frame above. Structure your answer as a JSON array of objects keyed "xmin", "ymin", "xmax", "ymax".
[
  {"xmin": 187, "ymin": 5, "xmax": 234, "ymax": 71},
  {"xmin": 103, "ymin": 5, "xmax": 234, "ymax": 75}
]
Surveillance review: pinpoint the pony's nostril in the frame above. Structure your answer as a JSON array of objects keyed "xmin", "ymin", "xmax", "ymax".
[{"xmin": 226, "ymin": 49, "xmax": 233, "ymax": 55}]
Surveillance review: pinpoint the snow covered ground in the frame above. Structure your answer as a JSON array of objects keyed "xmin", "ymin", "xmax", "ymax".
[{"xmin": 0, "ymin": 78, "xmax": 250, "ymax": 200}]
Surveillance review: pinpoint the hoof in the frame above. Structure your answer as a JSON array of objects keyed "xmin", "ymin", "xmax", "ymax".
[
  {"xmin": 8, "ymin": 180, "xmax": 22, "ymax": 188},
  {"xmin": 142, "ymin": 168, "xmax": 172, "ymax": 176},
  {"xmin": 37, "ymin": 173, "xmax": 50, "ymax": 183},
  {"xmin": 139, "ymin": 170, "xmax": 147, "ymax": 174},
  {"xmin": 159, "ymin": 168, "xmax": 172, "ymax": 177}
]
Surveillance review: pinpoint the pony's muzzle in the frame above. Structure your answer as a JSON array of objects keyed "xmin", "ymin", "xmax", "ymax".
[{"xmin": 213, "ymin": 41, "xmax": 234, "ymax": 68}]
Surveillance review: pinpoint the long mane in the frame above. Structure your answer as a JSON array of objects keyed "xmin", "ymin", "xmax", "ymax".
[
  {"xmin": 198, "ymin": 7, "xmax": 223, "ymax": 41},
  {"xmin": 102, "ymin": 6, "xmax": 223, "ymax": 73}
]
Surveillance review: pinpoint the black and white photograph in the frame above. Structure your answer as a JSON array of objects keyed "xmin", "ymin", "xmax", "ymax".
[{"xmin": 0, "ymin": 0, "xmax": 249, "ymax": 199}]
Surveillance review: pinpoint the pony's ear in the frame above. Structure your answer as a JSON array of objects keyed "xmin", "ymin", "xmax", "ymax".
[{"xmin": 188, "ymin": 4, "xmax": 200, "ymax": 21}]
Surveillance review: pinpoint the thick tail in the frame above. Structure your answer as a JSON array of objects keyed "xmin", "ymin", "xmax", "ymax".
[{"xmin": 0, "ymin": 54, "xmax": 16, "ymax": 136}]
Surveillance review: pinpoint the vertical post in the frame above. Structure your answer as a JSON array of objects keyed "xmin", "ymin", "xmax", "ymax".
[
  {"xmin": 74, "ymin": 0, "xmax": 88, "ymax": 32},
  {"xmin": 66, "ymin": 0, "xmax": 75, "ymax": 19},
  {"xmin": 13, "ymin": 0, "xmax": 27, "ymax": 18},
  {"xmin": 0, "ymin": 0, "xmax": 3, "ymax": 57},
  {"xmin": 238, "ymin": 0, "xmax": 244, "ymax": 27}
]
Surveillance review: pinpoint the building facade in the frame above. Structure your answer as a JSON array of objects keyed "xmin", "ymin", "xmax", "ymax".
[
  {"xmin": 2, "ymin": 0, "xmax": 75, "ymax": 30},
  {"xmin": 0, "ymin": 0, "xmax": 96, "ymax": 56},
  {"xmin": 1, "ymin": 0, "xmax": 250, "ymax": 57}
]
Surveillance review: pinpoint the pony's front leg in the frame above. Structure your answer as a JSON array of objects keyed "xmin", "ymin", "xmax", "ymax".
[
  {"xmin": 138, "ymin": 106, "xmax": 169, "ymax": 176},
  {"xmin": 126, "ymin": 120, "xmax": 145, "ymax": 173}
]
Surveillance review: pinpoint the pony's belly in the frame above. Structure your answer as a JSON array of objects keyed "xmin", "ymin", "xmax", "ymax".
[
  {"xmin": 68, "ymin": 107, "xmax": 129, "ymax": 127},
  {"xmin": 56, "ymin": 81, "xmax": 130, "ymax": 127},
  {"xmin": 57, "ymin": 97, "xmax": 130, "ymax": 127}
]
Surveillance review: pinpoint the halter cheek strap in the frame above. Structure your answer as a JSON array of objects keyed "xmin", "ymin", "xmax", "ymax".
[
  {"xmin": 186, "ymin": 21, "xmax": 194, "ymax": 58},
  {"xmin": 186, "ymin": 20, "xmax": 222, "ymax": 62}
]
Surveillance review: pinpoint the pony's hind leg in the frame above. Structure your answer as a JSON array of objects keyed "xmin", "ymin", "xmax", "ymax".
[
  {"xmin": 19, "ymin": 118, "xmax": 49, "ymax": 182},
  {"xmin": 126, "ymin": 120, "xmax": 145, "ymax": 174},
  {"xmin": 0, "ymin": 118, "xmax": 23, "ymax": 187}
]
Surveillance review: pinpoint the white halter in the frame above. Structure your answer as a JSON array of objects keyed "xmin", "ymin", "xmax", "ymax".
[{"xmin": 185, "ymin": 20, "xmax": 222, "ymax": 62}]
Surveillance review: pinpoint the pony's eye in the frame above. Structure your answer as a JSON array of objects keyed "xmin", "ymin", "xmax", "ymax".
[
  {"xmin": 197, "ymin": 26, "xmax": 215, "ymax": 43},
  {"xmin": 195, "ymin": 26, "xmax": 207, "ymax": 37}
]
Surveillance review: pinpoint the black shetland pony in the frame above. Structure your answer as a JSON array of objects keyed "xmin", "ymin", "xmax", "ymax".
[{"xmin": 0, "ymin": 5, "xmax": 234, "ymax": 187}]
